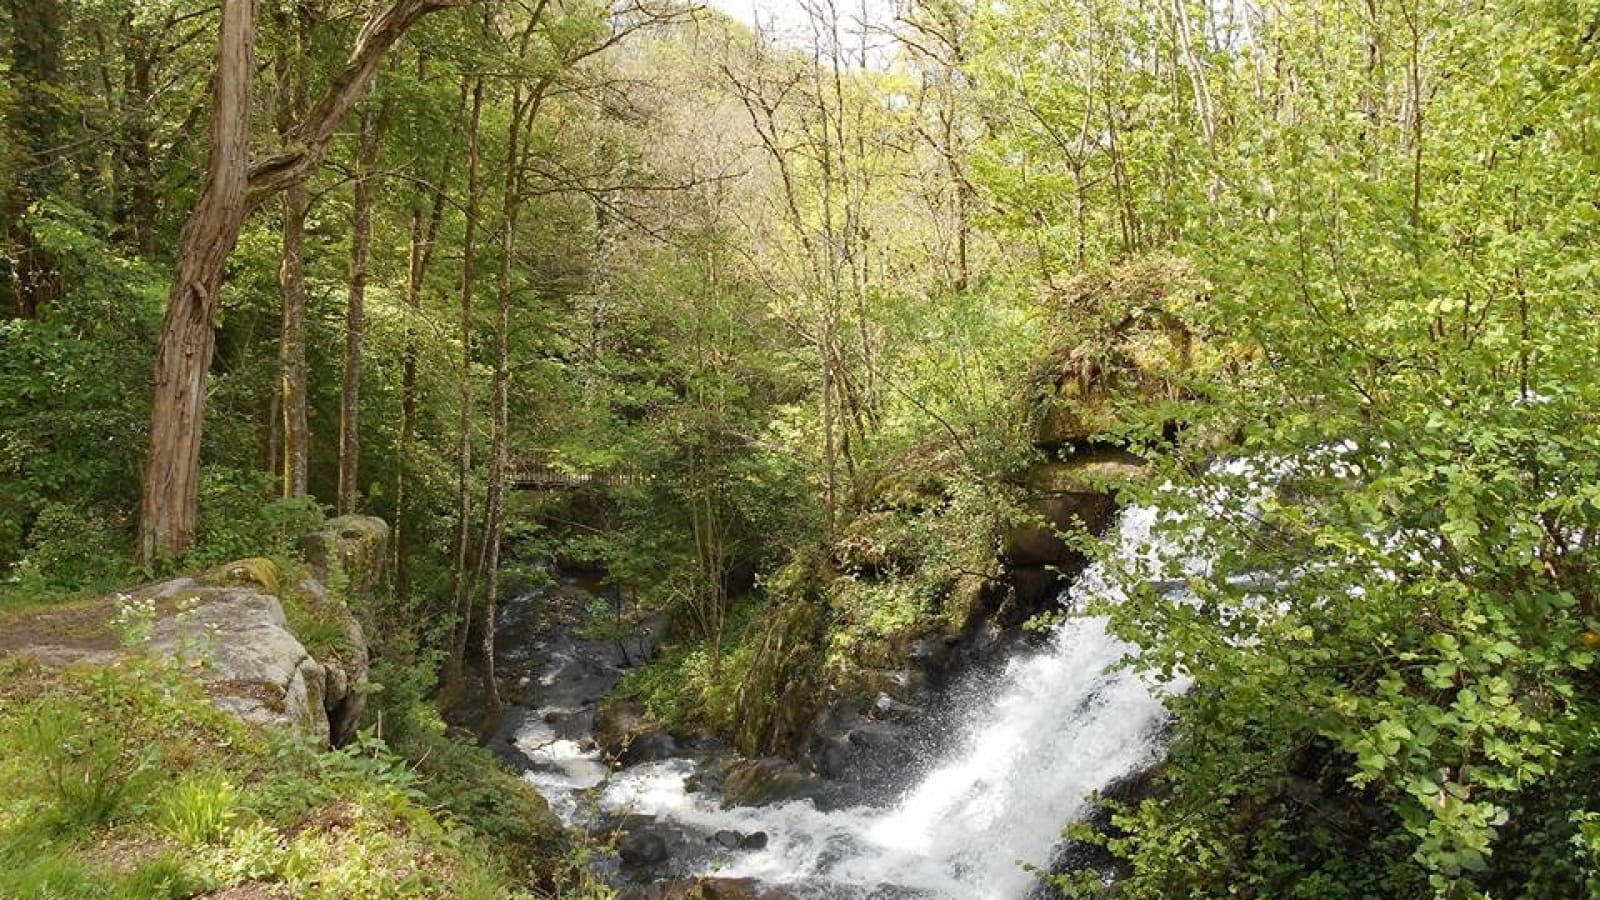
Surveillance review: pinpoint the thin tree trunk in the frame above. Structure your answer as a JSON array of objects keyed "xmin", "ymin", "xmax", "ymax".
[
  {"xmin": 278, "ymin": 183, "xmax": 311, "ymax": 498},
  {"xmin": 446, "ymin": 76, "xmax": 485, "ymax": 693},
  {"xmin": 266, "ymin": 383, "xmax": 282, "ymax": 492},
  {"xmin": 339, "ymin": 100, "xmax": 383, "ymax": 514},
  {"xmin": 394, "ymin": 203, "xmax": 425, "ymax": 592},
  {"xmin": 395, "ymin": 70, "xmax": 462, "ymax": 595},
  {"xmin": 137, "ymin": 0, "xmax": 258, "ymax": 563},
  {"xmin": 274, "ymin": 2, "xmax": 312, "ymax": 499},
  {"xmin": 477, "ymin": 80, "xmax": 534, "ymax": 716}
]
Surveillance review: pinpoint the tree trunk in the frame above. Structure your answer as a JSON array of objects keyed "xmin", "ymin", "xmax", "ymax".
[
  {"xmin": 476, "ymin": 74, "xmax": 540, "ymax": 716},
  {"xmin": 278, "ymin": 183, "xmax": 311, "ymax": 498},
  {"xmin": 395, "ymin": 69, "xmax": 461, "ymax": 595},
  {"xmin": 274, "ymin": 2, "xmax": 313, "ymax": 499},
  {"xmin": 338, "ymin": 100, "xmax": 383, "ymax": 515},
  {"xmin": 137, "ymin": 0, "xmax": 465, "ymax": 561},
  {"xmin": 137, "ymin": 0, "xmax": 259, "ymax": 563},
  {"xmin": 446, "ymin": 76, "xmax": 484, "ymax": 693}
]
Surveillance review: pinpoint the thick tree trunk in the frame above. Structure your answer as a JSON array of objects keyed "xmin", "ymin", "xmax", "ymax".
[
  {"xmin": 446, "ymin": 76, "xmax": 485, "ymax": 693},
  {"xmin": 137, "ymin": 0, "xmax": 259, "ymax": 563},
  {"xmin": 339, "ymin": 101, "xmax": 382, "ymax": 515},
  {"xmin": 137, "ymin": 0, "xmax": 466, "ymax": 561}
]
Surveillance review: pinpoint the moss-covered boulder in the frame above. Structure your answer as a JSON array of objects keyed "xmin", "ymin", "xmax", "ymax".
[{"xmin": 298, "ymin": 515, "xmax": 389, "ymax": 603}]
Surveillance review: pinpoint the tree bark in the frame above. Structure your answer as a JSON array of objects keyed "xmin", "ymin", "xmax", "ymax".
[
  {"xmin": 394, "ymin": 65, "xmax": 462, "ymax": 595},
  {"xmin": 137, "ymin": 0, "xmax": 259, "ymax": 563},
  {"xmin": 476, "ymin": 70, "xmax": 543, "ymax": 715},
  {"xmin": 446, "ymin": 75, "xmax": 485, "ymax": 693},
  {"xmin": 339, "ymin": 100, "xmax": 383, "ymax": 515},
  {"xmin": 137, "ymin": 0, "xmax": 468, "ymax": 562},
  {"xmin": 274, "ymin": 2, "xmax": 313, "ymax": 499},
  {"xmin": 120, "ymin": 14, "xmax": 160, "ymax": 256},
  {"xmin": 278, "ymin": 183, "xmax": 311, "ymax": 498}
]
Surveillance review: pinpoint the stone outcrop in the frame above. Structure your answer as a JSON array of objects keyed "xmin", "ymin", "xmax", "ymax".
[
  {"xmin": 1001, "ymin": 448, "xmax": 1146, "ymax": 621},
  {"xmin": 138, "ymin": 572, "xmax": 352, "ymax": 744},
  {"xmin": 2, "ymin": 516, "xmax": 388, "ymax": 748}
]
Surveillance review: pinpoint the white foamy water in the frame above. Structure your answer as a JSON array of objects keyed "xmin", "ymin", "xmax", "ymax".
[{"xmin": 589, "ymin": 505, "xmax": 1188, "ymax": 898}]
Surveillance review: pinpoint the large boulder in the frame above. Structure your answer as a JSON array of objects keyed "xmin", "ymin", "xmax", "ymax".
[
  {"xmin": 145, "ymin": 577, "xmax": 338, "ymax": 741},
  {"xmin": 1, "ymin": 520, "xmax": 387, "ymax": 748},
  {"xmin": 1003, "ymin": 451, "xmax": 1143, "ymax": 569},
  {"xmin": 595, "ymin": 697, "xmax": 678, "ymax": 766}
]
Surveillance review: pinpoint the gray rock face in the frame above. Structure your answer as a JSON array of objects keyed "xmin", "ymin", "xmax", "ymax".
[
  {"xmin": 6, "ymin": 519, "xmax": 388, "ymax": 748},
  {"xmin": 140, "ymin": 576, "xmax": 362, "ymax": 746}
]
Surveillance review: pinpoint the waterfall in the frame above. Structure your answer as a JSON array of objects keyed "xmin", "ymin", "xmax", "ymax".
[{"xmin": 589, "ymin": 504, "xmax": 1187, "ymax": 898}]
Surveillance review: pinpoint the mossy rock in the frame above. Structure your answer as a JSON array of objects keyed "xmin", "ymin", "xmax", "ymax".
[
  {"xmin": 1027, "ymin": 451, "xmax": 1145, "ymax": 494},
  {"xmin": 1032, "ymin": 391, "xmax": 1123, "ymax": 449},
  {"xmin": 297, "ymin": 515, "xmax": 389, "ymax": 605},
  {"xmin": 1002, "ymin": 492, "xmax": 1116, "ymax": 567},
  {"xmin": 202, "ymin": 557, "xmax": 284, "ymax": 595},
  {"xmin": 721, "ymin": 757, "xmax": 825, "ymax": 808}
]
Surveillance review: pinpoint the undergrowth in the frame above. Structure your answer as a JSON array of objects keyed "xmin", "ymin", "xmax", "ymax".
[{"xmin": 0, "ymin": 654, "xmax": 574, "ymax": 899}]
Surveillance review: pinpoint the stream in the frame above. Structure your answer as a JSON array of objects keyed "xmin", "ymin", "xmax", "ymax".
[{"xmin": 490, "ymin": 506, "xmax": 1185, "ymax": 898}]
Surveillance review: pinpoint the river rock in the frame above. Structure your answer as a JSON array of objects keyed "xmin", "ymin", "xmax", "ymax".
[
  {"xmin": 850, "ymin": 720, "xmax": 907, "ymax": 749},
  {"xmin": 721, "ymin": 757, "xmax": 826, "ymax": 808},
  {"xmin": 869, "ymin": 692, "xmax": 922, "ymax": 725},
  {"xmin": 621, "ymin": 879, "xmax": 794, "ymax": 900},
  {"xmin": 596, "ymin": 696, "xmax": 679, "ymax": 766},
  {"xmin": 618, "ymin": 829, "xmax": 671, "ymax": 867}
]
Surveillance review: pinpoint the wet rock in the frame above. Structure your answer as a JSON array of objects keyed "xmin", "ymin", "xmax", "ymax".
[
  {"xmin": 1003, "ymin": 492, "xmax": 1113, "ymax": 567},
  {"xmin": 846, "ymin": 722, "xmax": 901, "ymax": 750},
  {"xmin": 869, "ymin": 693, "xmax": 922, "ymax": 725},
  {"xmin": 618, "ymin": 829, "xmax": 671, "ymax": 867},
  {"xmin": 815, "ymin": 737, "xmax": 852, "ymax": 780},
  {"xmin": 740, "ymin": 831, "xmax": 769, "ymax": 850},
  {"xmin": 712, "ymin": 829, "xmax": 743, "ymax": 849},
  {"xmin": 855, "ymin": 667, "xmax": 926, "ymax": 704},
  {"xmin": 596, "ymin": 696, "xmax": 678, "ymax": 766},
  {"xmin": 721, "ymin": 757, "xmax": 825, "ymax": 808},
  {"xmin": 620, "ymin": 879, "xmax": 794, "ymax": 900},
  {"xmin": 625, "ymin": 730, "xmax": 679, "ymax": 764}
]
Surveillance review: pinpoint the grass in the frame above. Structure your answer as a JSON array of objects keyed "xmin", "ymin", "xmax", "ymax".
[{"xmin": 0, "ymin": 656, "xmax": 570, "ymax": 899}]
